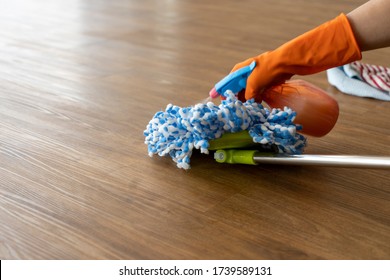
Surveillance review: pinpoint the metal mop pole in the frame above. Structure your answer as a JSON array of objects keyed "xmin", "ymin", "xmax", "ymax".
[
  {"xmin": 214, "ymin": 150, "xmax": 390, "ymax": 169},
  {"xmin": 252, "ymin": 154, "xmax": 390, "ymax": 169}
]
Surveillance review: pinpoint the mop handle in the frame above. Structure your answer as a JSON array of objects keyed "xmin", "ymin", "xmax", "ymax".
[
  {"xmin": 214, "ymin": 150, "xmax": 390, "ymax": 169},
  {"xmin": 253, "ymin": 154, "xmax": 390, "ymax": 168}
]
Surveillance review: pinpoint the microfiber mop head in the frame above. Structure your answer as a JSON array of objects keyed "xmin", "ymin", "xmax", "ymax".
[{"xmin": 144, "ymin": 91, "xmax": 306, "ymax": 169}]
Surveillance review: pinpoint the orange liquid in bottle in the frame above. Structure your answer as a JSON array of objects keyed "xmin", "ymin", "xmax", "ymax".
[{"xmin": 262, "ymin": 80, "xmax": 339, "ymax": 137}]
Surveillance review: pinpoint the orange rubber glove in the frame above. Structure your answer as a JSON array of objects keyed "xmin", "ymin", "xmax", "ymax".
[{"xmin": 233, "ymin": 13, "xmax": 362, "ymax": 102}]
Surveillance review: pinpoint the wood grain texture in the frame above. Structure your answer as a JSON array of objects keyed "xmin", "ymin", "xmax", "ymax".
[{"xmin": 0, "ymin": 0, "xmax": 389, "ymax": 259}]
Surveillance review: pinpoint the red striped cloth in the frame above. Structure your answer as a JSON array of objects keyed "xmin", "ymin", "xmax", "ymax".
[{"xmin": 350, "ymin": 61, "xmax": 390, "ymax": 92}]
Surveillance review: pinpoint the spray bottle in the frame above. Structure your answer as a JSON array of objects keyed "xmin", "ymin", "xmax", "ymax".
[{"xmin": 209, "ymin": 61, "xmax": 339, "ymax": 137}]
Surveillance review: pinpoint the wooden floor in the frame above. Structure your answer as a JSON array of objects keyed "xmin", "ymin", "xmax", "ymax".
[{"xmin": 1, "ymin": 0, "xmax": 389, "ymax": 260}]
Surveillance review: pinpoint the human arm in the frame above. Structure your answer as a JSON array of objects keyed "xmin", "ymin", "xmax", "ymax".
[
  {"xmin": 212, "ymin": 0, "xmax": 390, "ymax": 102},
  {"xmin": 347, "ymin": 0, "xmax": 390, "ymax": 51}
]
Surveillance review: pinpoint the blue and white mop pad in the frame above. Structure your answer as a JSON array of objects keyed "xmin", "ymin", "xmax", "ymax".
[
  {"xmin": 327, "ymin": 62, "xmax": 390, "ymax": 101},
  {"xmin": 144, "ymin": 91, "xmax": 306, "ymax": 169}
]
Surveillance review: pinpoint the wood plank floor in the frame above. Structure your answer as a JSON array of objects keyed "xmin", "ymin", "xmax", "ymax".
[{"xmin": 0, "ymin": 0, "xmax": 389, "ymax": 259}]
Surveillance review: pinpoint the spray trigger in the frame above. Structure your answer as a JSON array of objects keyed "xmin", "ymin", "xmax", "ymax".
[{"xmin": 209, "ymin": 61, "xmax": 256, "ymax": 98}]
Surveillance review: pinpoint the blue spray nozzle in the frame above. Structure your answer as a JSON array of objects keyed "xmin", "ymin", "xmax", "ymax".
[{"xmin": 212, "ymin": 61, "xmax": 256, "ymax": 97}]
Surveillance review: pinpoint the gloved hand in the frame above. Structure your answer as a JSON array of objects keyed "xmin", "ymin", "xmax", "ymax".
[{"xmin": 230, "ymin": 13, "xmax": 362, "ymax": 102}]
